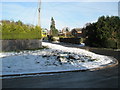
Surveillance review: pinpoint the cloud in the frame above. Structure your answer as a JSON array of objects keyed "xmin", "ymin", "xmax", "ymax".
[
  {"xmin": 0, "ymin": 3, "xmax": 2, "ymax": 20},
  {"xmin": 1, "ymin": 0, "xmax": 120, "ymax": 2},
  {"xmin": 40, "ymin": 2, "xmax": 117, "ymax": 29},
  {"xmin": 1, "ymin": 2, "xmax": 118, "ymax": 30},
  {"xmin": 2, "ymin": 3, "xmax": 38, "ymax": 24}
]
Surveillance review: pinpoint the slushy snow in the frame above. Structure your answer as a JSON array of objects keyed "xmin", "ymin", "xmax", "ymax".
[{"xmin": 0, "ymin": 42, "xmax": 113, "ymax": 76}]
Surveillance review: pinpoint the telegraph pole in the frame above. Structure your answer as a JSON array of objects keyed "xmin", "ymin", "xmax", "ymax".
[{"xmin": 38, "ymin": 0, "xmax": 41, "ymax": 27}]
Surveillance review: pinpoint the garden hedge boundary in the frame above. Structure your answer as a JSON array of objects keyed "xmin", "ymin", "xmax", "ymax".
[{"xmin": 59, "ymin": 38, "xmax": 81, "ymax": 44}]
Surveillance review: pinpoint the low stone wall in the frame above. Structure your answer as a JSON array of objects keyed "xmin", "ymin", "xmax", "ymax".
[{"xmin": 0, "ymin": 39, "xmax": 42, "ymax": 51}]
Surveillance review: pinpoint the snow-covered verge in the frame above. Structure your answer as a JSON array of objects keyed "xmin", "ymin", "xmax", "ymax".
[{"xmin": 0, "ymin": 42, "xmax": 118, "ymax": 77}]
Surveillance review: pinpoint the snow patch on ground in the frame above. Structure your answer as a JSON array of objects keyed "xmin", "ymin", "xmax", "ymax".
[{"xmin": 0, "ymin": 42, "xmax": 114, "ymax": 76}]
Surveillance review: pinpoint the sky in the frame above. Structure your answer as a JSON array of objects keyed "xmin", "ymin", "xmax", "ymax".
[{"xmin": 1, "ymin": 0, "xmax": 119, "ymax": 30}]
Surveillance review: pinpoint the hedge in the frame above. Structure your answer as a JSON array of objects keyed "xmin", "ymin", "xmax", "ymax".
[{"xmin": 59, "ymin": 38, "xmax": 81, "ymax": 44}]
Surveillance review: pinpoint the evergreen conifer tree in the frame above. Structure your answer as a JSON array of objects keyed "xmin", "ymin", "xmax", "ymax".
[{"xmin": 50, "ymin": 17, "xmax": 58, "ymax": 36}]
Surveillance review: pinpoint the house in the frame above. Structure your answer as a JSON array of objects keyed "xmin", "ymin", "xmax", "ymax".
[
  {"xmin": 71, "ymin": 28, "xmax": 83, "ymax": 38},
  {"xmin": 58, "ymin": 27, "xmax": 72, "ymax": 38}
]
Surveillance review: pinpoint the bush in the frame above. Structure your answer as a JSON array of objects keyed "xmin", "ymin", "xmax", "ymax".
[
  {"xmin": 103, "ymin": 39, "xmax": 117, "ymax": 49},
  {"xmin": 83, "ymin": 16, "xmax": 120, "ymax": 49},
  {"xmin": 1, "ymin": 32, "xmax": 41, "ymax": 40},
  {"xmin": 0, "ymin": 20, "xmax": 42, "ymax": 40},
  {"xmin": 59, "ymin": 38, "xmax": 81, "ymax": 44}
]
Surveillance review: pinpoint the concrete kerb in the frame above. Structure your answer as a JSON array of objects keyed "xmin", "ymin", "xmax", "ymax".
[
  {"xmin": 89, "ymin": 56, "xmax": 119, "ymax": 71},
  {"xmin": 1, "ymin": 57, "xmax": 119, "ymax": 78}
]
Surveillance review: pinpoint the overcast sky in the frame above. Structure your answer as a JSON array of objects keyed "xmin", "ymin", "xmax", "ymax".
[{"xmin": 1, "ymin": 0, "xmax": 119, "ymax": 30}]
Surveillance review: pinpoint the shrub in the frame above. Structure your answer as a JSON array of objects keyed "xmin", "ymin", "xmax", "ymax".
[
  {"xmin": 0, "ymin": 20, "xmax": 42, "ymax": 40},
  {"xmin": 83, "ymin": 16, "xmax": 120, "ymax": 49}
]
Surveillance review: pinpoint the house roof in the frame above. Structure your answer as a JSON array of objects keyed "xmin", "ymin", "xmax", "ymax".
[{"xmin": 71, "ymin": 28, "xmax": 82, "ymax": 33}]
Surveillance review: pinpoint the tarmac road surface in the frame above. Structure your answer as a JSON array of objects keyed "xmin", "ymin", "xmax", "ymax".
[{"xmin": 2, "ymin": 65, "xmax": 119, "ymax": 88}]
